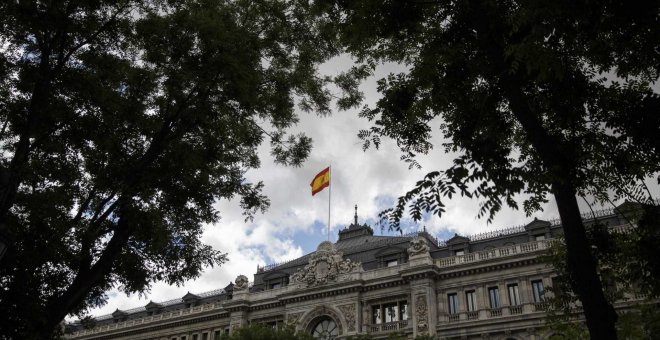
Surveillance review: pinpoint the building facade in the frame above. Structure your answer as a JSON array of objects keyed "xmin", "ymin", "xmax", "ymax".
[{"xmin": 66, "ymin": 206, "xmax": 640, "ymax": 340}]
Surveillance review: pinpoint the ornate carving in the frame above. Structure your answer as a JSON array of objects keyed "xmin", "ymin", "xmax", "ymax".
[
  {"xmin": 286, "ymin": 311, "xmax": 305, "ymax": 325},
  {"xmin": 415, "ymin": 295, "xmax": 428, "ymax": 333},
  {"xmin": 408, "ymin": 236, "xmax": 430, "ymax": 257},
  {"xmin": 290, "ymin": 241, "xmax": 362, "ymax": 287},
  {"xmin": 337, "ymin": 303, "xmax": 356, "ymax": 332},
  {"xmin": 234, "ymin": 275, "xmax": 249, "ymax": 290}
]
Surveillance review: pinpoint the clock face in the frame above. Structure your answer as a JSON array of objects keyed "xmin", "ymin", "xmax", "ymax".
[{"xmin": 312, "ymin": 319, "xmax": 338, "ymax": 340}]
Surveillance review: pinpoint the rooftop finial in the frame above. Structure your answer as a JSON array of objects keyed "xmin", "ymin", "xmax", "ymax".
[{"xmin": 354, "ymin": 204, "xmax": 358, "ymax": 225}]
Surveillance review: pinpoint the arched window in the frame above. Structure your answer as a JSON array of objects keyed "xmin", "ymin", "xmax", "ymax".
[{"xmin": 311, "ymin": 318, "xmax": 338, "ymax": 340}]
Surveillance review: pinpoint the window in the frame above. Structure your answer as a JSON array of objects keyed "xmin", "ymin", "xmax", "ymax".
[
  {"xmin": 372, "ymin": 301, "xmax": 408, "ymax": 324},
  {"xmin": 202, "ymin": 333, "xmax": 208, "ymax": 340},
  {"xmin": 312, "ymin": 318, "xmax": 338, "ymax": 339},
  {"xmin": 532, "ymin": 280, "xmax": 545, "ymax": 302},
  {"xmin": 213, "ymin": 331, "xmax": 221, "ymax": 340},
  {"xmin": 192, "ymin": 335, "xmax": 198, "ymax": 340},
  {"xmin": 508, "ymin": 284, "xmax": 521, "ymax": 306},
  {"xmin": 372, "ymin": 306, "xmax": 381, "ymax": 324},
  {"xmin": 383, "ymin": 303, "xmax": 398, "ymax": 322},
  {"xmin": 386, "ymin": 259, "xmax": 398, "ymax": 267},
  {"xmin": 270, "ymin": 282, "xmax": 281, "ymax": 289},
  {"xmin": 465, "ymin": 290, "xmax": 477, "ymax": 312},
  {"xmin": 447, "ymin": 293, "xmax": 459, "ymax": 314},
  {"xmin": 535, "ymin": 234, "xmax": 546, "ymax": 241},
  {"xmin": 181, "ymin": 336, "xmax": 187, "ymax": 340},
  {"xmin": 454, "ymin": 250, "xmax": 465, "ymax": 256},
  {"xmin": 488, "ymin": 287, "xmax": 500, "ymax": 308}
]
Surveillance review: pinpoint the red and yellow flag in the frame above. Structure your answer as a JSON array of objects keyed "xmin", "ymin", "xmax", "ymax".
[{"xmin": 310, "ymin": 167, "xmax": 330, "ymax": 196}]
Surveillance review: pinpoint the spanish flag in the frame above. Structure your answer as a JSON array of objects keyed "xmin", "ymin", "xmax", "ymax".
[{"xmin": 310, "ymin": 167, "xmax": 330, "ymax": 196}]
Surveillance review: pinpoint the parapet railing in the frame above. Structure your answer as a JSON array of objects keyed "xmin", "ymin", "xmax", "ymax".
[
  {"xmin": 366, "ymin": 319, "xmax": 410, "ymax": 333},
  {"xmin": 69, "ymin": 302, "xmax": 223, "ymax": 337},
  {"xmin": 435, "ymin": 239, "xmax": 552, "ymax": 268},
  {"xmin": 440, "ymin": 204, "xmax": 634, "ymax": 246}
]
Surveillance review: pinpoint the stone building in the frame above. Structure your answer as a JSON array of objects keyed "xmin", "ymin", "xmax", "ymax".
[{"xmin": 66, "ymin": 205, "xmax": 640, "ymax": 340}]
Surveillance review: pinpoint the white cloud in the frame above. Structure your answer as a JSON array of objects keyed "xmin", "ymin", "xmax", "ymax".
[{"xmin": 86, "ymin": 58, "xmax": 658, "ymax": 318}]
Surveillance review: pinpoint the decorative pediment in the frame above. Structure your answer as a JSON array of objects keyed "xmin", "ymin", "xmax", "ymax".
[
  {"xmin": 524, "ymin": 218, "xmax": 551, "ymax": 232},
  {"xmin": 446, "ymin": 233, "xmax": 469, "ymax": 245},
  {"xmin": 144, "ymin": 301, "xmax": 162, "ymax": 312},
  {"xmin": 290, "ymin": 241, "xmax": 363, "ymax": 287},
  {"xmin": 111, "ymin": 309, "xmax": 127, "ymax": 318},
  {"xmin": 182, "ymin": 292, "xmax": 200, "ymax": 302}
]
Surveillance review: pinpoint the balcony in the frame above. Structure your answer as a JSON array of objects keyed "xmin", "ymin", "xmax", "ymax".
[
  {"xmin": 436, "ymin": 239, "xmax": 551, "ymax": 268},
  {"xmin": 439, "ymin": 303, "xmax": 548, "ymax": 324},
  {"xmin": 509, "ymin": 305, "xmax": 522, "ymax": 315},
  {"xmin": 534, "ymin": 301, "xmax": 548, "ymax": 312},
  {"xmin": 367, "ymin": 320, "xmax": 409, "ymax": 334},
  {"xmin": 489, "ymin": 308, "xmax": 502, "ymax": 317}
]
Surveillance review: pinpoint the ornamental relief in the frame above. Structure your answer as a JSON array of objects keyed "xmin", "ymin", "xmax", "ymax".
[
  {"xmin": 407, "ymin": 236, "xmax": 430, "ymax": 257},
  {"xmin": 286, "ymin": 311, "xmax": 305, "ymax": 325},
  {"xmin": 234, "ymin": 275, "xmax": 249, "ymax": 290},
  {"xmin": 337, "ymin": 303, "xmax": 356, "ymax": 332},
  {"xmin": 415, "ymin": 295, "xmax": 428, "ymax": 333},
  {"xmin": 290, "ymin": 241, "xmax": 363, "ymax": 287}
]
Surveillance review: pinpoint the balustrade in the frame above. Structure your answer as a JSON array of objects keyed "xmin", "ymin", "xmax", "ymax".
[
  {"xmin": 533, "ymin": 302, "xmax": 548, "ymax": 312},
  {"xmin": 489, "ymin": 308, "xmax": 502, "ymax": 317},
  {"xmin": 366, "ymin": 320, "xmax": 409, "ymax": 333},
  {"xmin": 436, "ymin": 240, "xmax": 550, "ymax": 268},
  {"xmin": 509, "ymin": 305, "xmax": 523, "ymax": 315}
]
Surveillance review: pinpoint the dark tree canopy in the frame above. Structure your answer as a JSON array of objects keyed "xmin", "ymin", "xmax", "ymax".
[
  {"xmin": 0, "ymin": 0, "xmax": 351, "ymax": 338},
  {"xmin": 314, "ymin": 0, "xmax": 659, "ymax": 338}
]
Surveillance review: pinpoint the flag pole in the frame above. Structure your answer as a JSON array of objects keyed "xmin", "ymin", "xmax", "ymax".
[{"xmin": 327, "ymin": 165, "xmax": 331, "ymax": 241}]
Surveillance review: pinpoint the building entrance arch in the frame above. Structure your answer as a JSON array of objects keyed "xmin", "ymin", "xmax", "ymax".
[
  {"xmin": 300, "ymin": 306, "xmax": 344, "ymax": 339},
  {"xmin": 310, "ymin": 317, "xmax": 339, "ymax": 339}
]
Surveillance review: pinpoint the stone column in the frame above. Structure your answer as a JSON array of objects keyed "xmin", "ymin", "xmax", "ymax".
[
  {"xmin": 520, "ymin": 278, "xmax": 534, "ymax": 313},
  {"xmin": 477, "ymin": 286, "xmax": 488, "ymax": 319},
  {"xmin": 411, "ymin": 279, "xmax": 437, "ymax": 338},
  {"xmin": 228, "ymin": 275, "xmax": 250, "ymax": 333},
  {"xmin": 229, "ymin": 311, "xmax": 248, "ymax": 334},
  {"xmin": 406, "ymin": 236, "xmax": 437, "ymax": 338}
]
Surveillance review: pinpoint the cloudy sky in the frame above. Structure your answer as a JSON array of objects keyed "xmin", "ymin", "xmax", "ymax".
[{"xmin": 87, "ymin": 57, "xmax": 658, "ymax": 317}]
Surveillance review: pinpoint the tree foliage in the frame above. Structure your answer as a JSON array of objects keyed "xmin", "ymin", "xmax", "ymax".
[
  {"xmin": 314, "ymin": 0, "xmax": 659, "ymax": 338},
  {"xmin": 543, "ymin": 204, "xmax": 660, "ymax": 338},
  {"xmin": 0, "ymin": 0, "xmax": 353, "ymax": 338}
]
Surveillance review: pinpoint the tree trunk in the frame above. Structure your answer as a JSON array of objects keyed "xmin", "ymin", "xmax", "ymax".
[
  {"xmin": 36, "ymin": 215, "xmax": 131, "ymax": 337},
  {"xmin": 469, "ymin": 5, "xmax": 620, "ymax": 331},
  {"xmin": 500, "ymin": 75, "xmax": 618, "ymax": 339},
  {"xmin": 552, "ymin": 182, "xmax": 618, "ymax": 338}
]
